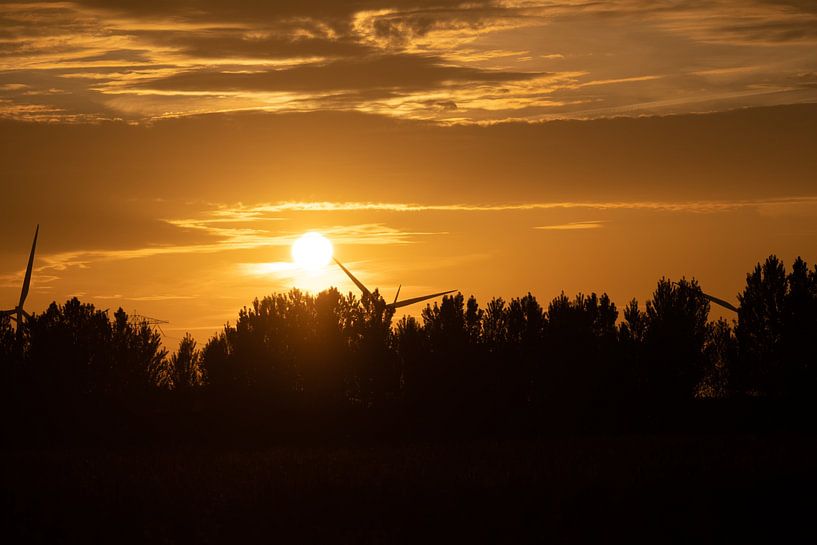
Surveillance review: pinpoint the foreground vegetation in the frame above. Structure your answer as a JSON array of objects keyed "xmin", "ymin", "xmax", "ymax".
[{"xmin": 1, "ymin": 254, "xmax": 816, "ymax": 440}]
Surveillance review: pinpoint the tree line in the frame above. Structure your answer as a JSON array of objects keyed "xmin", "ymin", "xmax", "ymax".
[{"xmin": 1, "ymin": 255, "xmax": 816, "ymax": 438}]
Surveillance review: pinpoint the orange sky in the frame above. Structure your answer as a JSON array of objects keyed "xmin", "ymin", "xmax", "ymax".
[{"xmin": 1, "ymin": 1, "xmax": 816, "ymax": 343}]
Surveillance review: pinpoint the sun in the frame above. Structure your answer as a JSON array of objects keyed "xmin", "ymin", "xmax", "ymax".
[{"xmin": 291, "ymin": 232, "xmax": 333, "ymax": 271}]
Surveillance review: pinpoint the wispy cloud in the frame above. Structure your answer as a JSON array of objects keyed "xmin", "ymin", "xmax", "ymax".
[
  {"xmin": 208, "ymin": 196, "xmax": 817, "ymax": 216},
  {"xmin": 34, "ymin": 221, "xmax": 442, "ymax": 276},
  {"xmin": 90, "ymin": 293, "xmax": 198, "ymax": 301},
  {"xmin": 0, "ymin": 271, "xmax": 59, "ymax": 289},
  {"xmin": 535, "ymin": 220, "xmax": 606, "ymax": 231},
  {"xmin": 240, "ymin": 262, "xmax": 297, "ymax": 276}
]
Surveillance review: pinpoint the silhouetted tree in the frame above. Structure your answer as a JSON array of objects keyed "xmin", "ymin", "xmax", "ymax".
[
  {"xmin": 306, "ymin": 287, "xmax": 349, "ymax": 408},
  {"xmin": 0, "ymin": 314, "xmax": 17, "ymax": 365},
  {"xmin": 166, "ymin": 333, "xmax": 203, "ymax": 391},
  {"xmin": 419, "ymin": 293, "xmax": 469, "ymax": 412},
  {"xmin": 201, "ymin": 331, "xmax": 230, "ymax": 390},
  {"xmin": 782, "ymin": 257, "xmax": 817, "ymax": 396},
  {"xmin": 542, "ymin": 292, "xmax": 617, "ymax": 408},
  {"xmin": 423, "ymin": 293, "xmax": 467, "ymax": 354},
  {"xmin": 465, "ymin": 295, "xmax": 483, "ymax": 345},
  {"xmin": 27, "ymin": 299, "xmax": 113, "ymax": 397},
  {"xmin": 110, "ymin": 308, "xmax": 167, "ymax": 395},
  {"xmin": 394, "ymin": 314, "xmax": 427, "ymax": 407},
  {"xmin": 734, "ymin": 256, "xmax": 817, "ymax": 398},
  {"xmin": 506, "ymin": 294, "xmax": 544, "ymax": 409},
  {"xmin": 700, "ymin": 318, "xmax": 735, "ymax": 398},
  {"xmin": 620, "ymin": 299, "xmax": 646, "ymax": 345},
  {"xmin": 618, "ymin": 298, "xmax": 648, "ymax": 399},
  {"xmin": 482, "ymin": 297, "xmax": 508, "ymax": 349},
  {"xmin": 225, "ymin": 292, "xmax": 309, "ymax": 397},
  {"xmin": 643, "ymin": 279, "xmax": 710, "ymax": 402},
  {"xmin": 735, "ymin": 256, "xmax": 788, "ymax": 397},
  {"xmin": 346, "ymin": 289, "xmax": 397, "ymax": 408},
  {"xmin": 20, "ymin": 300, "xmax": 165, "ymax": 401},
  {"xmin": 0, "ymin": 315, "xmax": 20, "ymax": 396}
]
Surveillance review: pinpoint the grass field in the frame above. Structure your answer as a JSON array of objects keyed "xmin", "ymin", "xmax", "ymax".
[{"xmin": 3, "ymin": 434, "xmax": 815, "ymax": 543}]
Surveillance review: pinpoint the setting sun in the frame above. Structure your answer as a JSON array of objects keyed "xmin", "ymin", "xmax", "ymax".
[{"xmin": 291, "ymin": 232, "xmax": 333, "ymax": 271}]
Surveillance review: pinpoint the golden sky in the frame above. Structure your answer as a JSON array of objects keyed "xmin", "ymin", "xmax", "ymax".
[{"xmin": 1, "ymin": 1, "xmax": 816, "ymax": 341}]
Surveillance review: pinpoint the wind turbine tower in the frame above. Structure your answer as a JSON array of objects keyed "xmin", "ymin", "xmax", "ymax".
[{"xmin": 1, "ymin": 225, "xmax": 39, "ymax": 329}]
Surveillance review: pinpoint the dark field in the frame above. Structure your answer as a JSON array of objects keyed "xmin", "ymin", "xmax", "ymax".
[{"xmin": 3, "ymin": 434, "xmax": 816, "ymax": 544}]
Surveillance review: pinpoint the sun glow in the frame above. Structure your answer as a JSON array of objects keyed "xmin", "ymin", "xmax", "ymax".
[{"xmin": 291, "ymin": 232, "xmax": 333, "ymax": 271}]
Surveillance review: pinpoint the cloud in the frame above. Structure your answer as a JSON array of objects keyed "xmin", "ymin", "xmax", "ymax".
[
  {"xmin": 0, "ymin": 0, "xmax": 814, "ymax": 122},
  {"xmin": 139, "ymin": 29, "xmax": 376, "ymax": 61},
  {"xmin": 350, "ymin": 4, "xmax": 545, "ymax": 51},
  {"xmin": 204, "ymin": 196, "xmax": 817, "ymax": 216},
  {"xmin": 652, "ymin": 1, "xmax": 817, "ymax": 45},
  {"xmin": 240, "ymin": 261, "xmax": 298, "ymax": 276},
  {"xmin": 90, "ymin": 293, "xmax": 197, "ymax": 301},
  {"xmin": 70, "ymin": 0, "xmax": 500, "ymax": 25},
  {"xmin": 129, "ymin": 54, "xmax": 543, "ymax": 94},
  {"xmin": 34, "ymin": 218, "xmax": 443, "ymax": 277},
  {"xmin": 535, "ymin": 220, "xmax": 606, "ymax": 230},
  {"xmin": 72, "ymin": 49, "xmax": 154, "ymax": 64},
  {"xmin": 0, "ymin": 271, "xmax": 59, "ymax": 290}
]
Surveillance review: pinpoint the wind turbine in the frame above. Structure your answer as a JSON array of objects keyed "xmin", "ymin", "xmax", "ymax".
[
  {"xmin": 1, "ymin": 225, "xmax": 39, "ymax": 327},
  {"xmin": 701, "ymin": 292, "xmax": 738, "ymax": 313},
  {"xmin": 333, "ymin": 257, "xmax": 456, "ymax": 309},
  {"xmin": 672, "ymin": 280, "xmax": 739, "ymax": 313}
]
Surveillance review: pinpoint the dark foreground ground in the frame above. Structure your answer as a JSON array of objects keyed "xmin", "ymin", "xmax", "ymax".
[{"xmin": 2, "ymin": 434, "xmax": 816, "ymax": 544}]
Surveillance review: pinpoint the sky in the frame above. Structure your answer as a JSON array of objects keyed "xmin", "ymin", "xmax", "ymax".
[{"xmin": 1, "ymin": 0, "xmax": 816, "ymax": 342}]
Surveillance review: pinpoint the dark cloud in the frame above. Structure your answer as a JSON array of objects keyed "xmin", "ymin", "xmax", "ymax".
[
  {"xmin": 73, "ymin": 0, "xmax": 500, "ymax": 25},
  {"xmin": 430, "ymin": 99, "xmax": 457, "ymax": 110},
  {"xmin": 141, "ymin": 30, "xmax": 376, "ymax": 60},
  {"xmin": 0, "ymin": 69, "xmax": 129, "ymax": 121},
  {"xmin": 134, "ymin": 55, "xmax": 543, "ymax": 94},
  {"xmin": 0, "ymin": 5, "xmax": 90, "ymax": 39},
  {"xmin": 759, "ymin": 0, "xmax": 817, "ymax": 14},
  {"xmin": 718, "ymin": 19, "xmax": 817, "ymax": 43},
  {"xmin": 792, "ymin": 72, "xmax": 817, "ymax": 87},
  {"xmin": 73, "ymin": 49, "xmax": 154, "ymax": 63},
  {"xmin": 357, "ymin": 5, "xmax": 531, "ymax": 45}
]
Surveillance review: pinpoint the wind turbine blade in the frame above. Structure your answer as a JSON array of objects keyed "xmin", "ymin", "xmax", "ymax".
[
  {"xmin": 333, "ymin": 258, "xmax": 372, "ymax": 299},
  {"xmin": 702, "ymin": 292, "xmax": 738, "ymax": 313},
  {"xmin": 393, "ymin": 285, "xmax": 401, "ymax": 305},
  {"xmin": 18, "ymin": 224, "xmax": 38, "ymax": 309},
  {"xmin": 0, "ymin": 309, "xmax": 15, "ymax": 317},
  {"xmin": 390, "ymin": 289, "xmax": 457, "ymax": 309}
]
